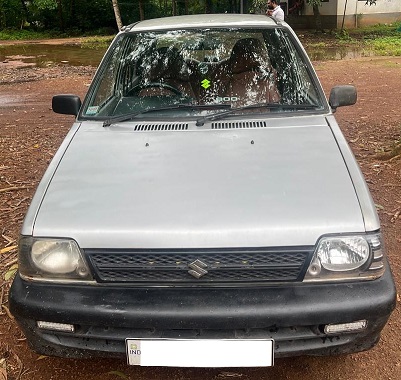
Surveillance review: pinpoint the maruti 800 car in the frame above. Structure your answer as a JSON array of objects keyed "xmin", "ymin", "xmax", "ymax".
[{"xmin": 9, "ymin": 14, "xmax": 396, "ymax": 367}]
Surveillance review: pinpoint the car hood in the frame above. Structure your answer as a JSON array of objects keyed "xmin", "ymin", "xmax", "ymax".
[{"xmin": 33, "ymin": 117, "xmax": 365, "ymax": 248}]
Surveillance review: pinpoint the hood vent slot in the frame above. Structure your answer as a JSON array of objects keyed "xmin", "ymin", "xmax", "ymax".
[
  {"xmin": 211, "ymin": 121, "xmax": 268, "ymax": 129},
  {"xmin": 133, "ymin": 123, "xmax": 188, "ymax": 131}
]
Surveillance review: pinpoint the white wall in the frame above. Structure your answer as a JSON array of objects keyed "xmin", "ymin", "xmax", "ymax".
[
  {"xmin": 303, "ymin": 0, "xmax": 401, "ymax": 16},
  {"xmin": 302, "ymin": 0, "xmax": 401, "ymax": 28},
  {"xmin": 339, "ymin": 0, "xmax": 401, "ymax": 15}
]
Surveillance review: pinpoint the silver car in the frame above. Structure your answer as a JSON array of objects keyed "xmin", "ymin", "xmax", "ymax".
[{"xmin": 10, "ymin": 14, "xmax": 396, "ymax": 367}]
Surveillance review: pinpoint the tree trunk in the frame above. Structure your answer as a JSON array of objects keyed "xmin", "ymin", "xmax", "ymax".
[
  {"xmin": 111, "ymin": 0, "xmax": 123, "ymax": 30},
  {"xmin": 0, "ymin": 0, "xmax": 6, "ymax": 28},
  {"xmin": 69, "ymin": 0, "xmax": 76, "ymax": 29},
  {"xmin": 312, "ymin": 5, "xmax": 323, "ymax": 32},
  {"xmin": 205, "ymin": 0, "xmax": 212, "ymax": 14},
  {"xmin": 172, "ymin": 0, "xmax": 177, "ymax": 16},
  {"xmin": 19, "ymin": 0, "xmax": 29, "ymax": 26},
  {"xmin": 55, "ymin": 0, "xmax": 65, "ymax": 32},
  {"xmin": 139, "ymin": 0, "xmax": 145, "ymax": 20}
]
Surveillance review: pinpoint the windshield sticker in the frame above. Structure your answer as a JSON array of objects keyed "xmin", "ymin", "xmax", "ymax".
[
  {"xmin": 201, "ymin": 79, "xmax": 211, "ymax": 89},
  {"xmin": 86, "ymin": 106, "xmax": 99, "ymax": 115}
]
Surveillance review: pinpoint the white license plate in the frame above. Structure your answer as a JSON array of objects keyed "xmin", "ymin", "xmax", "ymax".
[{"xmin": 126, "ymin": 338, "xmax": 274, "ymax": 367}]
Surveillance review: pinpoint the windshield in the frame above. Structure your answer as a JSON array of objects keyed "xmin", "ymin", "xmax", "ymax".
[{"xmin": 82, "ymin": 28, "xmax": 325, "ymax": 120}]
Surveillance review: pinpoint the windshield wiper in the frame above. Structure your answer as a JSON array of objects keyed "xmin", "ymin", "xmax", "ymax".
[
  {"xmin": 103, "ymin": 103, "xmax": 231, "ymax": 127},
  {"xmin": 195, "ymin": 103, "xmax": 318, "ymax": 126}
]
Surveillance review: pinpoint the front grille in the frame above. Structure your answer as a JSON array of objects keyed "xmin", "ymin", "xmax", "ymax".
[{"xmin": 85, "ymin": 247, "xmax": 313, "ymax": 285}]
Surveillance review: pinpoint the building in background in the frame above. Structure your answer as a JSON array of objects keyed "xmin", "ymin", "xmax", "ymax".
[{"xmin": 254, "ymin": 0, "xmax": 401, "ymax": 29}]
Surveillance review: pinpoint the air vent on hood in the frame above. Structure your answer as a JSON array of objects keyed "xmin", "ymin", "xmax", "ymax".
[
  {"xmin": 211, "ymin": 121, "xmax": 268, "ymax": 129},
  {"xmin": 133, "ymin": 123, "xmax": 188, "ymax": 131}
]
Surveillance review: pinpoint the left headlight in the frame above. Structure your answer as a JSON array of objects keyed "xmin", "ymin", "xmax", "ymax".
[
  {"xmin": 304, "ymin": 232, "xmax": 385, "ymax": 282},
  {"xmin": 18, "ymin": 236, "xmax": 94, "ymax": 282}
]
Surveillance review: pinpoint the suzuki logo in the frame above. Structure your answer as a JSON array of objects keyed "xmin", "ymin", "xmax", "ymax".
[
  {"xmin": 201, "ymin": 79, "xmax": 211, "ymax": 89},
  {"xmin": 188, "ymin": 259, "xmax": 208, "ymax": 279}
]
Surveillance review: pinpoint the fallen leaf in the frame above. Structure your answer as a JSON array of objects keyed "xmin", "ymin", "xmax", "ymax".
[
  {"xmin": 0, "ymin": 246, "xmax": 17, "ymax": 254},
  {"xmin": 4, "ymin": 266, "xmax": 18, "ymax": 281},
  {"xmin": 1, "ymin": 305, "xmax": 14, "ymax": 320},
  {"xmin": 36, "ymin": 355, "xmax": 48, "ymax": 361}
]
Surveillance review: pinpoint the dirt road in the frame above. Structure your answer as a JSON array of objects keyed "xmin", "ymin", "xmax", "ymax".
[{"xmin": 1, "ymin": 56, "xmax": 401, "ymax": 380}]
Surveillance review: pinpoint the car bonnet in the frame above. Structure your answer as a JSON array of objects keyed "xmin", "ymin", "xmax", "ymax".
[{"xmin": 33, "ymin": 116, "xmax": 365, "ymax": 249}]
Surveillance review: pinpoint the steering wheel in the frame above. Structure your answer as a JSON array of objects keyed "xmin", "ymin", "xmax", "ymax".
[{"xmin": 130, "ymin": 82, "xmax": 184, "ymax": 97}]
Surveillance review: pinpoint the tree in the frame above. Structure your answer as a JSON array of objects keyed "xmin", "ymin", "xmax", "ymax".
[
  {"xmin": 111, "ymin": 0, "xmax": 123, "ymax": 30},
  {"xmin": 55, "ymin": 0, "xmax": 64, "ymax": 30},
  {"xmin": 307, "ymin": 0, "xmax": 323, "ymax": 33},
  {"xmin": 139, "ymin": 0, "xmax": 145, "ymax": 20}
]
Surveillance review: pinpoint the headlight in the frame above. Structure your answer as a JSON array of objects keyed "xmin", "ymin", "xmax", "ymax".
[
  {"xmin": 18, "ymin": 237, "xmax": 94, "ymax": 282},
  {"xmin": 304, "ymin": 233, "xmax": 385, "ymax": 282}
]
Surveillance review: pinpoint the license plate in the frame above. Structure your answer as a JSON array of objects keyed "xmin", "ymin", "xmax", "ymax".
[{"xmin": 126, "ymin": 338, "xmax": 274, "ymax": 367}]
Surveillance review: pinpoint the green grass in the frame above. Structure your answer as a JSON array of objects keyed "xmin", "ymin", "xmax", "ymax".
[
  {"xmin": 0, "ymin": 29, "xmax": 54, "ymax": 40},
  {"xmin": 371, "ymin": 36, "xmax": 401, "ymax": 56},
  {"xmin": 307, "ymin": 42, "xmax": 327, "ymax": 48},
  {"xmin": 81, "ymin": 35, "xmax": 115, "ymax": 49},
  {"xmin": 349, "ymin": 22, "xmax": 401, "ymax": 40},
  {"xmin": 0, "ymin": 27, "xmax": 116, "ymax": 42},
  {"xmin": 0, "ymin": 28, "xmax": 115, "ymax": 49}
]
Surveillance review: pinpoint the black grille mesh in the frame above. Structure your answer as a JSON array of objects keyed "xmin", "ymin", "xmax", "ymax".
[
  {"xmin": 211, "ymin": 121, "xmax": 268, "ymax": 129},
  {"xmin": 133, "ymin": 123, "xmax": 188, "ymax": 131},
  {"xmin": 85, "ymin": 248, "xmax": 312, "ymax": 284}
]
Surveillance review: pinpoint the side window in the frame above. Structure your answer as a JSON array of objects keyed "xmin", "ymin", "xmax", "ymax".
[
  {"xmin": 96, "ymin": 41, "xmax": 125, "ymax": 105},
  {"xmin": 83, "ymin": 38, "xmax": 125, "ymax": 116},
  {"xmin": 264, "ymin": 29, "xmax": 320, "ymax": 106}
]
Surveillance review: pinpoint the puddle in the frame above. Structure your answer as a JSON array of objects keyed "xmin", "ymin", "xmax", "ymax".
[
  {"xmin": 306, "ymin": 45, "xmax": 374, "ymax": 61},
  {"xmin": 0, "ymin": 44, "xmax": 106, "ymax": 68}
]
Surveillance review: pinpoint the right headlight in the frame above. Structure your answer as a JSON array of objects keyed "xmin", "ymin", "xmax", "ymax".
[
  {"xmin": 18, "ymin": 236, "xmax": 94, "ymax": 283},
  {"xmin": 304, "ymin": 232, "xmax": 385, "ymax": 282}
]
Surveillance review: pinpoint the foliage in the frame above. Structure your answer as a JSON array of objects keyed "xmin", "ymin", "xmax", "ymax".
[
  {"xmin": 0, "ymin": 0, "xmax": 251, "ymax": 33},
  {"xmin": 0, "ymin": 28, "xmax": 54, "ymax": 40},
  {"xmin": 81, "ymin": 35, "xmax": 115, "ymax": 49},
  {"xmin": 335, "ymin": 29, "xmax": 352, "ymax": 41},
  {"xmin": 371, "ymin": 36, "xmax": 401, "ymax": 56},
  {"xmin": 350, "ymin": 22, "xmax": 401, "ymax": 40},
  {"xmin": 35, "ymin": 0, "xmax": 57, "ymax": 10},
  {"xmin": 306, "ymin": 0, "xmax": 322, "ymax": 7}
]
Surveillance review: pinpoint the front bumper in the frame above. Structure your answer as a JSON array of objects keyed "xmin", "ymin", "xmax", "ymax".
[{"xmin": 9, "ymin": 261, "xmax": 396, "ymax": 360}]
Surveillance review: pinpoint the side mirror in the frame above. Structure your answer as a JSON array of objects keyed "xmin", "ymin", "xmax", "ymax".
[
  {"xmin": 52, "ymin": 94, "xmax": 82, "ymax": 116},
  {"xmin": 329, "ymin": 85, "xmax": 357, "ymax": 111}
]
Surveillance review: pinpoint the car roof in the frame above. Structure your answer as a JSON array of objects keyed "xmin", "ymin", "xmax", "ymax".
[{"xmin": 127, "ymin": 14, "xmax": 282, "ymax": 32}]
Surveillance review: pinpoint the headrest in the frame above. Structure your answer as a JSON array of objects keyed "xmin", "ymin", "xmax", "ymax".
[
  {"xmin": 144, "ymin": 46, "xmax": 190, "ymax": 80},
  {"xmin": 230, "ymin": 38, "xmax": 266, "ymax": 74}
]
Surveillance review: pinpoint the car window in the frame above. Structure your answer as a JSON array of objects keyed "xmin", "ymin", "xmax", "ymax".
[{"xmin": 82, "ymin": 28, "xmax": 325, "ymax": 119}]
